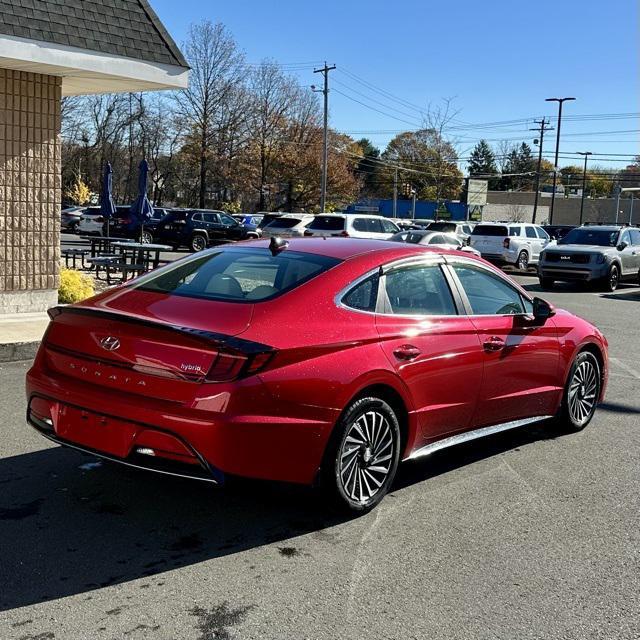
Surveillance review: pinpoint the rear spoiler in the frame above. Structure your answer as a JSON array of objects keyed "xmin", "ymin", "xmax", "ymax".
[{"xmin": 47, "ymin": 305, "xmax": 273, "ymax": 355}]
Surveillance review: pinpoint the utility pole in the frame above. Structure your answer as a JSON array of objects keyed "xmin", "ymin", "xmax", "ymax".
[
  {"xmin": 530, "ymin": 118, "xmax": 552, "ymax": 224},
  {"xmin": 392, "ymin": 168, "xmax": 398, "ymax": 218},
  {"xmin": 576, "ymin": 151, "xmax": 592, "ymax": 225},
  {"xmin": 545, "ymin": 97, "xmax": 576, "ymax": 224},
  {"xmin": 313, "ymin": 62, "xmax": 336, "ymax": 213},
  {"xmin": 411, "ymin": 187, "xmax": 417, "ymax": 219}
]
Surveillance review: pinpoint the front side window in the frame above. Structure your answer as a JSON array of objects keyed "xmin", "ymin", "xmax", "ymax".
[
  {"xmin": 452, "ymin": 264, "xmax": 526, "ymax": 315},
  {"xmin": 536, "ymin": 227, "xmax": 549, "ymax": 240},
  {"xmin": 383, "ymin": 265, "xmax": 457, "ymax": 316},
  {"xmin": 380, "ymin": 219, "xmax": 399, "ymax": 233},
  {"xmin": 134, "ymin": 248, "xmax": 340, "ymax": 302},
  {"xmin": 220, "ymin": 213, "xmax": 237, "ymax": 226},
  {"xmin": 629, "ymin": 229, "xmax": 640, "ymax": 246}
]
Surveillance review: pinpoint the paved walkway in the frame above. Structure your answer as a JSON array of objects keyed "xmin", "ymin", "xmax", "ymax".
[{"xmin": 0, "ymin": 312, "xmax": 49, "ymax": 362}]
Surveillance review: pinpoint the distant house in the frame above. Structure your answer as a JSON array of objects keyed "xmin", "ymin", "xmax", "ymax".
[{"xmin": 0, "ymin": 0, "xmax": 189, "ymax": 315}]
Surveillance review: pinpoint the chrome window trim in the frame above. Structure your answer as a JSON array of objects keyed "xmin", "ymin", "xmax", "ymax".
[{"xmin": 405, "ymin": 415, "xmax": 553, "ymax": 461}]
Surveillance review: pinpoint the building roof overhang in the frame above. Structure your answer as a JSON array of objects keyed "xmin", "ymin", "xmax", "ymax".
[{"xmin": 0, "ymin": 34, "xmax": 188, "ymax": 95}]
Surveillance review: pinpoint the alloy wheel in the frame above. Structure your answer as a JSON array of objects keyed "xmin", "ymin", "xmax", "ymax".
[
  {"xmin": 517, "ymin": 251, "xmax": 529, "ymax": 271},
  {"xmin": 339, "ymin": 410, "xmax": 395, "ymax": 504},
  {"xmin": 568, "ymin": 358, "xmax": 599, "ymax": 426},
  {"xmin": 608, "ymin": 266, "xmax": 619, "ymax": 291},
  {"xmin": 191, "ymin": 235, "xmax": 206, "ymax": 252}
]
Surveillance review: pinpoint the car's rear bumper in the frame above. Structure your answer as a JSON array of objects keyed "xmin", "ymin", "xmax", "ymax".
[{"xmin": 26, "ymin": 365, "xmax": 335, "ymax": 486}]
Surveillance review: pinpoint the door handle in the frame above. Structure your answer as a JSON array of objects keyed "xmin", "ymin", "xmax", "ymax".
[
  {"xmin": 483, "ymin": 336, "xmax": 505, "ymax": 352},
  {"xmin": 393, "ymin": 344, "xmax": 421, "ymax": 361}
]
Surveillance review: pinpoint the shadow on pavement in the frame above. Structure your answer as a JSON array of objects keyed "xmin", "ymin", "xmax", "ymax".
[
  {"xmin": 598, "ymin": 401, "xmax": 640, "ymax": 415},
  {"xmin": 0, "ymin": 420, "xmax": 558, "ymax": 611}
]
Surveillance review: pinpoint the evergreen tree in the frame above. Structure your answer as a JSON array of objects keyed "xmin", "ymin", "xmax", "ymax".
[{"xmin": 468, "ymin": 140, "xmax": 499, "ymax": 189}]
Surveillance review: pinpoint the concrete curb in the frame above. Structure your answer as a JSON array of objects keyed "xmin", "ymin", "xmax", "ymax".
[{"xmin": 0, "ymin": 341, "xmax": 40, "ymax": 363}]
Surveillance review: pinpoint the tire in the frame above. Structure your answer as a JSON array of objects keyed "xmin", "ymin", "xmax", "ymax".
[
  {"xmin": 516, "ymin": 250, "xmax": 529, "ymax": 271},
  {"xmin": 141, "ymin": 229, "xmax": 153, "ymax": 244},
  {"xmin": 190, "ymin": 234, "xmax": 207, "ymax": 252},
  {"xmin": 540, "ymin": 277, "xmax": 554, "ymax": 290},
  {"xmin": 554, "ymin": 351, "xmax": 601, "ymax": 433},
  {"xmin": 321, "ymin": 397, "xmax": 401, "ymax": 514},
  {"xmin": 602, "ymin": 264, "xmax": 620, "ymax": 292}
]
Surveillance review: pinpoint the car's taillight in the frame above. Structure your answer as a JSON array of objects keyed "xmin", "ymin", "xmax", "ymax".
[
  {"xmin": 340, "ymin": 230, "xmax": 350, "ymax": 237},
  {"xmin": 503, "ymin": 238, "xmax": 510, "ymax": 248},
  {"xmin": 205, "ymin": 348, "xmax": 275, "ymax": 382}
]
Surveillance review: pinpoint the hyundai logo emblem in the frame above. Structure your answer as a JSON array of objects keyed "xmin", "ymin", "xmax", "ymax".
[{"xmin": 100, "ymin": 336, "xmax": 121, "ymax": 351}]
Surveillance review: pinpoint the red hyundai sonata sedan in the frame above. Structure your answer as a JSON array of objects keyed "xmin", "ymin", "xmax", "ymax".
[{"xmin": 26, "ymin": 238, "xmax": 608, "ymax": 512}]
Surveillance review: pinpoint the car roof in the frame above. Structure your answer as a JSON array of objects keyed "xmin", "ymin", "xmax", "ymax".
[{"xmin": 238, "ymin": 237, "xmax": 466, "ymax": 261}]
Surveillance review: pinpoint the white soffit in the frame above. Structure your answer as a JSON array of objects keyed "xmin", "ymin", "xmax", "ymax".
[{"xmin": 0, "ymin": 34, "xmax": 188, "ymax": 95}]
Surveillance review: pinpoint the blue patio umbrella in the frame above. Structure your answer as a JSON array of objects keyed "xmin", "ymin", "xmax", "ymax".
[
  {"xmin": 100, "ymin": 162, "xmax": 116, "ymax": 237},
  {"xmin": 129, "ymin": 159, "xmax": 154, "ymax": 242}
]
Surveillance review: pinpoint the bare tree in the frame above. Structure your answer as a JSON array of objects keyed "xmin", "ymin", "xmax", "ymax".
[
  {"xmin": 246, "ymin": 61, "xmax": 299, "ymax": 210},
  {"xmin": 175, "ymin": 20, "xmax": 246, "ymax": 208}
]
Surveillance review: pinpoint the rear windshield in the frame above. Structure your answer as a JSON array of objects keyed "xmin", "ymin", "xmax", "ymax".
[
  {"xmin": 558, "ymin": 228, "xmax": 619, "ymax": 246},
  {"xmin": 472, "ymin": 225, "xmax": 508, "ymax": 236},
  {"xmin": 133, "ymin": 248, "xmax": 340, "ymax": 302},
  {"xmin": 265, "ymin": 218, "xmax": 303, "ymax": 229},
  {"xmin": 427, "ymin": 222, "xmax": 456, "ymax": 233},
  {"xmin": 406, "ymin": 232, "xmax": 427, "ymax": 244},
  {"xmin": 307, "ymin": 216, "xmax": 345, "ymax": 231}
]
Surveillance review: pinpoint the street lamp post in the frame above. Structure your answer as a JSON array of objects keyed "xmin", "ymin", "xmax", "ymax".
[
  {"xmin": 411, "ymin": 188, "xmax": 417, "ymax": 219},
  {"xmin": 576, "ymin": 151, "xmax": 592, "ymax": 225},
  {"xmin": 545, "ymin": 97, "xmax": 576, "ymax": 224}
]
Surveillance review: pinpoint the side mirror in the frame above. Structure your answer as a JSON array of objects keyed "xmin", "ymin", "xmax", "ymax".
[
  {"xmin": 617, "ymin": 241, "xmax": 628, "ymax": 251},
  {"xmin": 532, "ymin": 296, "xmax": 554, "ymax": 322}
]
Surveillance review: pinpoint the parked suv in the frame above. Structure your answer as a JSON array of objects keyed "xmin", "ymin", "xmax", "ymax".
[
  {"xmin": 304, "ymin": 214, "xmax": 400, "ymax": 239},
  {"xmin": 108, "ymin": 206, "xmax": 170, "ymax": 243},
  {"xmin": 261, "ymin": 213, "xmax": 315, "ymax": 238},
  {"xmin": 426, "ymin": 221, "xmax": 474, "ymax": 242},
  {"xmin": 155, "ymin": 209, "xmax": 258, "ymax": 251},
  {"xmin": 469, "ymin": 222, "xmax": 550, "ymax": 270},
  {"xmin": 538, "ymin": 224, "xmax": 640, "ymax": 291}
]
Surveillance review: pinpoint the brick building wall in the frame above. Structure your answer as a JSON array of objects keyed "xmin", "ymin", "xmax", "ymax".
[{"xmin": 0, "ymin": 69, "xmax": 61, "ymax": 313}]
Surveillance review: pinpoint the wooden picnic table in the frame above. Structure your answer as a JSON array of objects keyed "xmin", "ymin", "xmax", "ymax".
[{"xmin": 80, "ymin": 236, "xmax": 135, "ymax": 258}]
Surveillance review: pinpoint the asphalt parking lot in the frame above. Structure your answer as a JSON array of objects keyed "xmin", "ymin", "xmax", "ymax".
[{"xmin": 1, "ymin": 256, "xmax": 639, "ymax": 639}]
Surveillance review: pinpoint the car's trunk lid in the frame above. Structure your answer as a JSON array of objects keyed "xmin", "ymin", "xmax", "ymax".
[{"xmin": 42, "ymin": 290, "xmax": 255, "ymax": 400}]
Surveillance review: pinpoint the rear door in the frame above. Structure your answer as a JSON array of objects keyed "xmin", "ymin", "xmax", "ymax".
[
  {"xmin": 629, "ymin": 230, "xmax": 640, "ymax": 272},
  {"xmin": 447, "ymin": 259, "xmax": 561, "ymax": 426},
  {"xmin": 374, "ymin": 258, "xmax": 484, "ymax": 441}
]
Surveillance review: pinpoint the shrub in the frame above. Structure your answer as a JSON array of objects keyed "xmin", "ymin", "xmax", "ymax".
[{"xmin": 58, "ymin": 268, "xmax": 95, "ymax": 304}]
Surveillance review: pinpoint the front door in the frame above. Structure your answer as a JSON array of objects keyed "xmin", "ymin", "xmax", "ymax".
[
  {"xmin": 375, "ymin": 260, "xmax": 484, "ymax": 441},
  {"xmin": 618, "ymin": 229, "xmax": 639, "ymax": 276},
  {"xmin": 447, "ymin": 261, "xmax": 561, "ymax": 427}
]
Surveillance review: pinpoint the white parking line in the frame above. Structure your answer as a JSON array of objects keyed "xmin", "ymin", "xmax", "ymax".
[{"xmin": 609, "ymin": 357, "xmax": 640, "ymax": 380}]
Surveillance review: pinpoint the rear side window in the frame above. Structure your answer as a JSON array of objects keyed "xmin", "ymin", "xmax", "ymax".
[
  {"xmin": 472, "ymin": 225, "xmax": 508, "ymax": 236},
  {"xmin": 509, "ymin": 226, "xmax": 521, "ymax": 236},
  {"xmin": 405, "ymin": 232, "xmax": 425, "ymax": 244},
  {"xmin": 525, "ymin": 226, "xmax": 537, "ymax": 238},
  {"xmin": 308, "ymin": 216, "xmax": 345, "ymax": 231},
  {"xmin": 452, "ymin": 265, "xmax": 525, "ymax": 315},
  {"xmin": 342, "ymin": 275, "xmax": 379, "ymax": 312},
  {"xmin": 134, "ymin": 248, "xmax": 340, "ymax": 302},
  {"xmin": 384, "ymin": 265, "xmax": 457, "ymax": 316}
]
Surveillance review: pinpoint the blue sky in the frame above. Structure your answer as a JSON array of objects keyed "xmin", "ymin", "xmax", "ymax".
[{"xmin": 152, "ymin": 0, "xmax": 638, "ymax": 169}]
